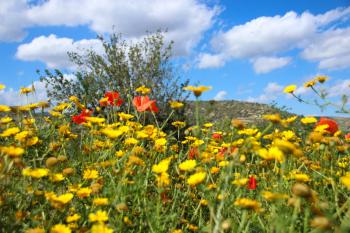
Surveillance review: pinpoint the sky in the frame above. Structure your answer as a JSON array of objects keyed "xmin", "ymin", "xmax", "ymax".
[{"xmin": 0, "ymin": 0, "xmax": 350, "ymax": 116}]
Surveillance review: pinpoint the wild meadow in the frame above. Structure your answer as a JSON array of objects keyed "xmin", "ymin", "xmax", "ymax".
[{"xmin": 0, "ymin": 76, "xmax": 350, "ymax": 233}]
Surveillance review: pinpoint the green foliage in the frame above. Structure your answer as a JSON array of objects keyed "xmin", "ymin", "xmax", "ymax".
[{"xmin": 39, "ymin": 31, "xmax": 189, "ymax": 123}]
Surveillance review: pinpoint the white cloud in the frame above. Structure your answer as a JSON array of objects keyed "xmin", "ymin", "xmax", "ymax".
[
  {"xmin": 301, "ymin": 28, "xmax": 350, "ymax": 69},
  {"xmin": 252, "ymin": 56, "xmax": 291, "ymax": 74},
  {"xmin": 213, "ymin": 90, "xmax": 227, "ymax": 100},
  {"xmin": 0, "ymin": 80, "xmax": 48, "ymax": 106},
  {"xmin": 16, "ymin": 34, "xmax": 103, "ymax": 69},
  {"xmin": 327, "ymin": 79, "xmax": 350, "ymax": 97},
  {"xmin": 198, "ymin": 7, "xmax": 350, "ymax": 72},
  {"xmin": 0, "ymin": 74, "xmax": 76, "ymax": 106},
  {"xmin": 247, "ymin": 82, "xmax": 283, "ymax": 103},
  {"xmin": 1, "ymin": 0, "xmax": 219, "ymax": 55},
  {"xmin": 264, "ymin": 82, "xmax": 283, "ymax": 94},
  {"xmin": 197, "ymin": 53, "xmax": 225, "ymax": 68},
  {"xmin": 0, "ymin": 0, "xmax": 30, "ymax": 42},
  {"xmin": 293, "ymin": 86, "xmax": 311, "ymax": 96}
]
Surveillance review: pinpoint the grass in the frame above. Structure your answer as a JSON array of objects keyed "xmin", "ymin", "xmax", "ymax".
[{"xmin": 0, "ymin": 87, "xmax": 350, "ymax": 233}]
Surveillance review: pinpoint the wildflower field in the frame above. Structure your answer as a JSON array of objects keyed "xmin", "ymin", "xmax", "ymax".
[{"xmin": 1, "ymin": 78, "xmax": 350, "ymax": 233}]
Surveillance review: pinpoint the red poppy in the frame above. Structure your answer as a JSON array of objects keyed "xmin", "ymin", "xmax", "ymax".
[
  {"xmin": 188, "ymin": 147, "xmax": 199, "ymax": 159},
  {"xmin": 72, "ymin": 109, "xmax": 92, "ymax": 124},
  {"xmin": 217, "ymin": 146, "xmax": 237, "ymax": 158},
  {"xmin": 212, "ymin": 133, "xmax": 222, "ymax": 141},
  {"xmin": 133, "ymin": 96, "xmax": 158, "ymax": 113},
  {"xmin": 100, "ymin": 91, "xmax": 123, "ymax": 107},
  {"xmin": 345, "ymin": 133, "xmax": 350, "ymax": 140},
  {"xmin": 316, "ymin": 117, "xmax": 339, "ymax": 135},
  {"xmin": 247, "ymin": 176, "xmax": 257, "ymax": 190}
]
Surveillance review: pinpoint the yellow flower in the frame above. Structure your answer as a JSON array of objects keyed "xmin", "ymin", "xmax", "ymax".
[
  {"xmin": 290, "ymin": 173, "xmax": 310, "ymax": 182},
  {"xmin": 232, "ymin": 178, "xmax": 249, "ymax": 186},
  {"xmin": 183, "ymin": 85, "xmax": 212, "ymax": 97},
  {"xmin": 101, "ymin": 128, "xmax": 124, "ymax": 139},
  {"xmin": 37, "ymin": 101, "xmax": 50, "ymax": 109},
  {"xmin": 135, "ymin": 85, "xmax": 151, "ymax": 95},
  {"xmin": 115, "ymin": 150, "xmax": 125, "ymax": 158},
  {"xmin": 218, "ymin": 160, "xmax": 229, "ymax": 167},
  {"xmin": 50, "ymin": 173, "xmax": 65, "ymax": 182},
  {"xmin": 210, "ymin": 166, "xmax": 220, "ymax": 174},
  {"xmin": 283, "ymin": 116, "xmax": 298, "ymax": 123},
  {"xmin": 283, "ymin": 85, "xmax": 297, "ymax": 94},
  {"xmin": 238, "ymin": 128, "xmax": 258, "ymax": 136},
  {"xmin": 340, "ymin": 175, "xmax": 350, "ymax": 189},
  {"xmin": 154, "ymin": 138, "xmax": 167, "ymax": 147},
  {"xmin": 263, "ymin": 114, "xmax": 281, "ymax": 123},
  {"xmin": 118, "ymin": 112, "xmax": 134, "ymax": 121},
  {"xmin": 0, "ymin": 117, "xmax": 12, "ymax": 124},
  {"xmin": 301, "ymin": 116, "xmax": 317, "ymax": 124},
  {"xmin": 83, "ymin": 169, "xmax": 99, "ymax": 180},
  {"xmin": 23, "ymin": 168, "xmax": 49, "ymax": 178},
  {"xmin": 49, "ymin": 111, "xmax": 63, "ymax": 118},
  {"xmin": 66, "ymin": 213, "xmax": 81, "ymax": 223},
  {"xmin": 304, "ymin": 80, "xmax": 316, "ymax": 88},
  {"xmin": 85, "ymin": 117, "xmax": 105, "ymax": 124},
  {"xmin": 179, "ymin": 160, "xmax": 197, "ymax": 171},
  {"xmin": 169, "ymin": 101, "xmax": 184, "ymax": 109},
  {"xmin": 0, "ymin": 127, "xmax": 20, "ymax": 137},
  {"xmin": 0, "ymin": 84, "xmax": 5, "ymax": 90},
  {"xmin": 156, "ymin": 172, "xmax": 171, "ymax": 187},
  {"xmin": 171, "ymin": 230, "xmax": 183, "ymax": 233},
  {"xmin": 257, "ymin": 147, "xmax": 285, "ymax": 163},
  {"xmin": 50, "ymin": 193, "xmax": 74, "ymax": 205},
  {"xmin": 261, "ymin": 191, "xmax": 288, "ymax": 201},
  {"xmin": 76, "ymin": 187, "xmax": 92, "ymax": 198},
  {"xmin": 20, "ymin": 87, "xmax": 33, "ymax": 95},
  {"xmin": 124, "ymin": 137, "xmax": 139, "ymax": 146},
  {"xmin": 123, "ymin": 216, "xmax": 133, "ymax": 225},
  {"xmin": 93, "ymin": 198, "xmax": 109, "ymax": 206},
  {"xmin": 25, "ymin": 227, "xmax": 45, "ymax": 233},
  {"xmin": 203, "ymin": 123, "xmax": 213, "ymax": 128},
  {"xmin": 234, "ymin": 198, "xmax": 262, "ymax": 212},
  {"xmin": 91, "ymin": 224, "xmax": 113, "ymax": 233},
  {"xmin": 172, "ymin": 121, "xmax": 186, "ymax": 128},
  {"xmin": 0, "ymin": 105, "xmax": 11, "ymax": 112},
  {"xmin": 152, "ymin": 158, "xmax": 171, "ymax": 174},
  {"xmin": 50, "ymin": 224, "xmax": 71, "ymax": 233},
  {"xmin": 89, "ymin": 210, "xmax": 109, "ymax": 223},
  {"xmin": 315, "ymin": 75, "xmax": 328, "ymax": 83},
  {"xmin": 187, "ymin": 172, "xmax": 206, "ymax": 186},
  {"xmin": 53, "ymin": 103, "xmax": 70, "ymax": 112},
  {"xmin": 0, "ymin": 146, "xmax": 25, "ymax": 157}
]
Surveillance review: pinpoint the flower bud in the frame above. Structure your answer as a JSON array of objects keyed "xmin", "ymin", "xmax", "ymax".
[
  {"xmin": 310, "ymin": 216, "xmax": 331, "ymax": 230},
  {"xmin": 291, "ymin": 183, "xmax": 311, "ymax": 198},
  {"xmin": 62, "ymin": 168, "xmax": 74, "ymax": 175},
  {"xmin": 45, "ymin": 157, "xmax": 58, "ymax": 167}
]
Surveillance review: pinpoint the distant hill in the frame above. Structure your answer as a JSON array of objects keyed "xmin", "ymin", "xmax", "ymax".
[{"xmin": 184, "ymin": 100, "xmax": 350, "ymax": 131}]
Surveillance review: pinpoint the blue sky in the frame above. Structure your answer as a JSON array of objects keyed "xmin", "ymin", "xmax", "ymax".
[{"xmin": 0, "ymin": 0, "xmax": 350, "ymax": 116}]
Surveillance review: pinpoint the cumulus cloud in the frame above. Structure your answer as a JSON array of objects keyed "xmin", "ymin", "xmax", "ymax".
[
  {"xmin": 327, "ymin": 79, "xmax": 350, "ymax": 97},
  {"xmin": 16, "ymin": 34, "xmax": 103, "ymax": 69},
  {"xmin": 213, "ymin": 90, "xmax": 227, "ymax": 100},
  {"xmin": 247, "ymin": 82, "xmax": 283, "ymax": 103},
  {"xmin": 0, "ymin": 0, "xmax": 30, "ymax": 42},
  {"xmin": 0, "ymin": 80, "xmax": 48, "ymax": 106},
  {"xmin": 0, "ymin": 74, "xmax": 76, "ymax": 106},
  {"xmin": 1, "ymin": 0, "xmax": 219, "ymax": 55},
  {"xmin": 197, "ymin": 53, "xmax": 225, "ymax": 68},
  {"xmin": 252, "ymin": 56, "xmax": 291, "ymax": 74},
  {"xmin": 197, "ymin": 7, "xmax": 350, "ymax": 72},
  {"xmin": 301, "ymin": 28, "xmax": 350, "ymax": 69}
]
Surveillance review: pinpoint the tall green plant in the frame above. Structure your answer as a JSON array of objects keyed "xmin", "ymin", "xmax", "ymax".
[{"xmin": 39, "ymin": 31, "xmax": 189, "ymax": 123}]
